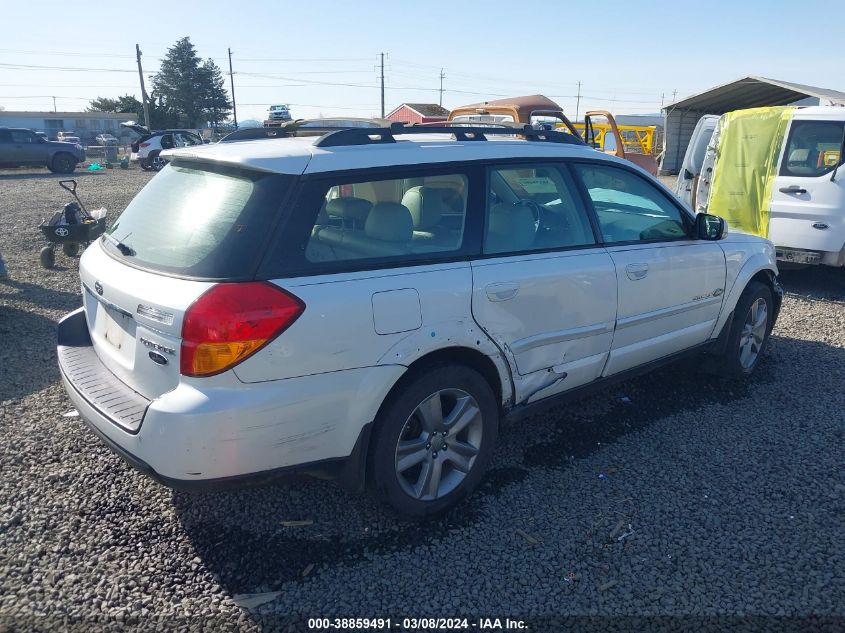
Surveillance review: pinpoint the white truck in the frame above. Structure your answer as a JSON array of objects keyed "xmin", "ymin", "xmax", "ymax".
[{"xmin": 688, "ymin": 106, "xmax": 845, "ymax": 267}]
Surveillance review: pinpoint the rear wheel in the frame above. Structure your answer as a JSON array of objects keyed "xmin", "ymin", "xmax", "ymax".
[
  {"xmin": 149, "ymin": 151, "xmax": 167, "ymax": 171},
  {"xmin": 39, "ymin": 246, "xmax": 55, "ymax": 269},
  {"xmin": 62, "ymin": 242, "xmax": 80, "ymax": 257},
  {"xmin": 714, "ymin": 281, "xmax": 773, "ymax": 377},
  {"xmin": 370, "ymin": 364, "xmax": 498, "ymax": 518},
  {"xmin": 49, "ymin": 153, "xmax": 76, "ymax": 174}
]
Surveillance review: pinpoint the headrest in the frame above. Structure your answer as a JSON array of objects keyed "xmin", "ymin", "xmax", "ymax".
[
  {"xmin": 365, "ymin": 203, "xmax": 413, "ymax": 242},
  {"xmin": 788, "ymin": 148, "xmax": 809, "ymax": 163},
  {"xmin": 401, "ymin": 186, "xmax": 450, "ymax": 229},
  {"xmin": 326, "ymin": 197, "xmax": 372, "ymax": 224},
  {"xmin": 486, "ymin": 202, "xmax": 535, "ymax": 253}
]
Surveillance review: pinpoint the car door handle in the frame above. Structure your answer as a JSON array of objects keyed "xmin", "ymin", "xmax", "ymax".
[
  {"xmin": 779, "ymin": 185, "xmax": 807, "ymax": 194},
  {"xmin": 625, "ymin": 263, "xmax": 649, "ymax": 280},
  {"xmin": 485, "ymin": 282, "xmax": 519, "ymax": 302}
]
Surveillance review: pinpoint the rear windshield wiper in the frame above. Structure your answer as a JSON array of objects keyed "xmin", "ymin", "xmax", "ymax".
[{"xmin": 102, "ymin": 232, "xmax": 135, "ymax": 256}]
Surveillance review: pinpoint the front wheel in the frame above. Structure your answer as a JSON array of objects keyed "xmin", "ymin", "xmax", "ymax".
[
  {"xmin": 714, "ymin": 281, "xmax": 773, "ymax": 377},
  {"xmin": 370, "ymin": 364, "xmax": 498, "ymax": 518}
]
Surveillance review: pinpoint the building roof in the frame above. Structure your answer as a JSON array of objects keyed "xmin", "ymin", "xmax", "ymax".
[
  {"xmin": 388, "ymin": 103, "xmax": 450, "ymax": 118},
  {"xmin": 666, "ymin": 76, "xmax": 845, "ymax": 113},
  {"xmin": 0, "ymin": 111, "xmax": 134, "ymax": 118}
]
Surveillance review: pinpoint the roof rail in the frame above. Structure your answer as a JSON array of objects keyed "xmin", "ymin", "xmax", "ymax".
[{"xmin": 314, "ymin": 122, "xmax": 585, "ymax": 148}]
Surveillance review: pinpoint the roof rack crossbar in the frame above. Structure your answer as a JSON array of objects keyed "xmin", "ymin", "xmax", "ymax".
[{"xmin": 314, "ymin": 122, "xmax": 585, "ymax": 148}]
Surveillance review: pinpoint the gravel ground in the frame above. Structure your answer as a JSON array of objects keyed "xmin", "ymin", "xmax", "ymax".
[{"xmin": 0, "ymin": 168, "xmax": 843, "ymax": 632}]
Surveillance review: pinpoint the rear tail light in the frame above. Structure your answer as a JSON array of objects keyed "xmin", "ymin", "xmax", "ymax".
[
  {"xmin": 140, "ymin": 142, "xmax": 151, "ymax": 148},
  {"xmin": 180, "ymin": 282, "xmax": 305, "ymax": 377}
]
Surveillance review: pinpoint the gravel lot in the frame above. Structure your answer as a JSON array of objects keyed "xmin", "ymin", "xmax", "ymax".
[{"xmin": 1, "ymin": 168, "xmax": 843, "ymax": 632}]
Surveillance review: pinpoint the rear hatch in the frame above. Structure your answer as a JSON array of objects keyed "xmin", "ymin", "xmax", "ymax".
[{"xmin": 79, "ymin": 160, "xmax": 297, "ymax": 400}]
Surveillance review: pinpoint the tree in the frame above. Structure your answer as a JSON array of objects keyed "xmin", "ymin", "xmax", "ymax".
[
  {"xmin": 152, "ymin": 37, "xmax": 207, "ymax": 127},
  {"xmin": 87, "ymin": 94, "xmax": 143, "ymax": 119},
  {"xmin": 199, "ymin": 58, "xmax": 232, "ymax": 130},
  {"xmin": 87, "ymin": 93, "xmax": 176, "ymax": 130}
]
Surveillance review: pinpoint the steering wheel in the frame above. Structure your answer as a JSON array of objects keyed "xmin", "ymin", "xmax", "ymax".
[{"xmin": 515, "ymin": 199, "xmax": 544, "ymax": 233}]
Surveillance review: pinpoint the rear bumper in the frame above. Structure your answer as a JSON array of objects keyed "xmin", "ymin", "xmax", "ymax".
[{"xmin": 57, "ymin": 308, "xmax": 387, "ymax": 492}]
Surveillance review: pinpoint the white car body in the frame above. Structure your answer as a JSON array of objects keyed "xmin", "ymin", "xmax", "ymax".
[
  {"xmin": 695, "ymin": 106, "xmax": 845, "ymax": 267},
  {"xmin": 769, "ymin": 107, "xmax": 845, "ymax": 266},
  {"xmin": 58, "ymin": 126, "xmax": 781, "ymax": 513}
]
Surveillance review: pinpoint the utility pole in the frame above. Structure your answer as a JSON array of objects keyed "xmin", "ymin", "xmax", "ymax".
[
  {"xmin": 672, "ymin": 89, "xmax": 678, "ymax": 103},
  {"xmin": 379, "ymin": 52, "xmax": 385, "ymax": 119},
  {"xmin": 660, "ymin": 92, "xmax": 665, "ymax": 109},
  {"xmin": 52, "ymin": 96, "xmax": 56, "ymax": 112},
  {"xmin": 575, "ymin": 81, "xmax": 582, "ymax": 122},
  {"xmin": 228, "ymin": 48, "xmax": 238, "ymax": 130},
  {"xmin": 439, "ymin": 68, "xmax": 446, "ymax": 107},
  {"xmin": 135, "ymin": 44, "xmax": 151, "ymax": 129}
]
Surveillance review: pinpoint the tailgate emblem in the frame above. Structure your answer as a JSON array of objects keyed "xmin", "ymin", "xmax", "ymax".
[
  {"xmin": 94, "ymin": 281, "xmax": 104, "ymax": 295},
  {"xmin": 148, "ymin": 351, "xmax": 168, "ymax": 366}
]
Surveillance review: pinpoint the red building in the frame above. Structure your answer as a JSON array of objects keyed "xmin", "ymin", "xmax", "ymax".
[{"xmin": 386, "ymin": 103, "xmax": 449, "ymax": 124}]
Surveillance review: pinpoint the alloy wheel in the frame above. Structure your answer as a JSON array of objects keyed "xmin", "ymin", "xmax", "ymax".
[
  {"xmin": 394, "ymin": 388, "xmax": 484, "ymax": 501},
  {"xmin": 738, "ymin": 297, "xmax": 768, "ymax": 370}
]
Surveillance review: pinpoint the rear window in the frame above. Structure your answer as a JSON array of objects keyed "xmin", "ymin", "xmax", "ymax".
[{"xmin": 103, "ymin": 162, "xmax": 291, "ymax": 279}]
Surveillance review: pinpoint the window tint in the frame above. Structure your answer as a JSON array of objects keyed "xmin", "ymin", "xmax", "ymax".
[
  {"xmin": 305, "ymin": 173, "xmax": 468, "ymax": 264},
  {"xmin": 103, "ymin": 163, "xmax": 290, "ymax": 278},
  {"xmin": 575, "ymin": 164, "xmax": 688, "ymax": 243},
  {"xmin": 484, "ymin": 163, "xmax": 595, "ymax": 254},
  {"xmin": 10, "ymin": 130, "xmax": 36, "ymax": 144},
  {"xmin": 780, "ymin": 120, "xmax": 844, "ymax": 177}
]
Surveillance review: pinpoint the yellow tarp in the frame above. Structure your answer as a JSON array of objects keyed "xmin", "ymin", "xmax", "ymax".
[{"xmin": 708, "ymin": 106, "xmax": 794, "ymax": 237}]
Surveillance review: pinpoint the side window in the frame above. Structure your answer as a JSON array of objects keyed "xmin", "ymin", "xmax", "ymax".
[
  {"xmin": 159, "ymin": 134, "xmax": 174, "ymax": 150},
  {"xmin": 10, "ymin": 130, "xmax": 36, "ymax": 144},
  {"xmin": 484, "ymin": 163, "xmax": 595, "ymax": 255},
  {"xmin": 305, "ymin": 172, "xmax": 469, "ymax": 264},
  {"xmin": 780, "ymin": 120, "xmax": 844, "ymax": 177},
  {"xmin": 574, "ymin": 164, "xmax": 688, "ymax": 243}
]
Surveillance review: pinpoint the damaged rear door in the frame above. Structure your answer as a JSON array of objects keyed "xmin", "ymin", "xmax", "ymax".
[{"xmin": 470, "ymin": 161, "xmax": 617, "ymax": 405}]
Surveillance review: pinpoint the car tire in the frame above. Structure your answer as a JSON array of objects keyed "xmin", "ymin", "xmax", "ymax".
[
  {"xmin": 149, "ymin": 152, "xmax": 167, "ymax": 171},
  {"xmin": 62, "ymin": 242, "xmax": 80, "ymax": 258},
  {"xmin": 370, "ymin": 363, "xmax": 498, "ymax": 519},
  {"xmin": 49, "ymin": 153, "xmax": 77, "ymax": 174},
  {"xmin": 39, "ymin": 246, "xmax": 55, "ymax": 269},
  {"xmin": 713, "ymin": 281, "xmax": 773, "ymax": 377}
]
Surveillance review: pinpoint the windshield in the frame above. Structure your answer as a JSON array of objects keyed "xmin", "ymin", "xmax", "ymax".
[{"xmin": 103, "ymin": 163, "xmax": 292, "ymax": 279}]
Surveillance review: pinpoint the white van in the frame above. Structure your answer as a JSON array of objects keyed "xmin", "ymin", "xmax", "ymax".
[{"xmin": 695, "ymin": 106, "xmax": 845, "ymax": 267}]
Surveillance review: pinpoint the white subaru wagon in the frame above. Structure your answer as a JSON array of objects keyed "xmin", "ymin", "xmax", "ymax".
[{"xmin": 58, "ymin": 123, "xmax": 782, "ymax": 517}]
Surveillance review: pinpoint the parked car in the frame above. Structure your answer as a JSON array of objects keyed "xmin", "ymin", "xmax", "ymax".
[
  {"xmin": 95, "ymin": 133, "xmax": 119, "ymax": 146},
  {"xmin": 267, "ymin": 104, "xmax": 292, "ymax": 121},
  {"xmin": 120, "ymin": 121, "xmax": 204, "ymax": 171},
  {"xmin": 695, "ymin": 106, "xmax": 845, "ymax": 267},
  {"xmin": 0, "ymin": 127, "xmax": 85, "ymax": 173},
  {"xmin": 57, "ymin": 123, "xmax": 782, "ymax": 517},
  {"xmin": 57, "ymin": 131, "xmax": 82, "ymax": 144}
]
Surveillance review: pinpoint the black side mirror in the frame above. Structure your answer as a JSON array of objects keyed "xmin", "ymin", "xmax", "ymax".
[
  {"xmin": 695, "ymin": 213, "xmax": 727, "ymax": 240},
  {"xmin": 683, "ymin": 168, "xmax": 694, "ymax": 180}
]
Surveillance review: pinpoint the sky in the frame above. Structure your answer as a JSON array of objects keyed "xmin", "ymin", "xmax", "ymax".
[{"xmin": 1, "ymin": 0, "xmax": 843, "ymax": 124}]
